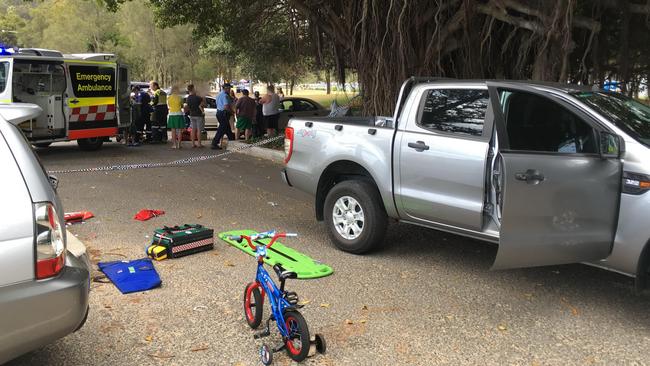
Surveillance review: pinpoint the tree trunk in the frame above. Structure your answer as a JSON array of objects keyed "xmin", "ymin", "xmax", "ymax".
[
  {"xmin": 290, "ymin": 79, "xmax": 295, "ymax": 95},
  {"xmin": 617, "ymin": 0, "xmax": 631, "ymax": 94},
  {"xmin": 325, "ymin": 69, "xmax": 331, "ymax": 95}
]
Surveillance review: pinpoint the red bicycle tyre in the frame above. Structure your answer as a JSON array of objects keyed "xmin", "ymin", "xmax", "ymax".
[
  {"xmin": 284, "ymin": 310, "xmax": 310, "ymax": 362},
  {"xmin": 243, "ymin": 282, "xmax": 263, "ymax": 329}
]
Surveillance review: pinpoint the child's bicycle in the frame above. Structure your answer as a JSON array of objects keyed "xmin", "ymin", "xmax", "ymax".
[{"xmin": 228, "ymin": 231, "xmax": 326, "ymax": 365}]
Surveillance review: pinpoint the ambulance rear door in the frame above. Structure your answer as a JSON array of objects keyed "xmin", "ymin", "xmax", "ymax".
[
  {"xmin": 65, "ymin": 61, "xmax": 118, "ymax": 140},
  {"xmin": 116, "ymin": 65, "xmax": 131, "ymax": 131}
]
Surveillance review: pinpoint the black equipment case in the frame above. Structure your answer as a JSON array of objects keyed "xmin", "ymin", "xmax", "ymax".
[{"xmin": 147, "ymin": 224, "xmax": 214, "ymax": 260}]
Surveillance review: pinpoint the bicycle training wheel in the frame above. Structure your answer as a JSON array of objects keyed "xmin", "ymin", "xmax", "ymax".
[
  {"xmin": 243, "ymin": 282, "xmax": 263, "ymax": 329},
  {"xmin": 283, "ymin": 310, "xmax": 310, "ymax": 362}
]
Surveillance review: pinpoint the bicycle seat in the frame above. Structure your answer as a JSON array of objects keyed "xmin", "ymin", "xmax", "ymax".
[{"xmin": 273, "ymin": 264, "xmax": 297, "ymax": 281}]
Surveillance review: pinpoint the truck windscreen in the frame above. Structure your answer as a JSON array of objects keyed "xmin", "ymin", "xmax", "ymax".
[{"xmin": 573, "ymin": 91, "xmax": 650, "ymax": 148}]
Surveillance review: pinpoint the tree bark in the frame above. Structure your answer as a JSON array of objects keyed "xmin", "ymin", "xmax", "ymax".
[{"xmin": 325, "ymin": 68, "xmax": 331, "ymax": 95}]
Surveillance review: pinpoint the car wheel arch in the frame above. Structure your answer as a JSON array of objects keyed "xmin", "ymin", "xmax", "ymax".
[{"xmin": 315, "ymin": 160, "xmax": 381, "ymax": 221}]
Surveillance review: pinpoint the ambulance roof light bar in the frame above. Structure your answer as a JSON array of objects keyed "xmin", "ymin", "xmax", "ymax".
[
  {"xmin": 0, "ymin": 45, "xmax": 16, "ymax": 55},
  {"xmin": 66, "ymin": 53, "xmax": 117, "ymax": 62},
  {"xmin": 18, "ymin": 48, "xmax": 64, "ymax": 57}
]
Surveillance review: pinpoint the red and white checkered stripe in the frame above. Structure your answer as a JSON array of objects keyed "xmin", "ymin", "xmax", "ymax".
[
  {"xmin": 69, "ymin": 104, "xmax": 116, "ymax": 122},
  {"xmin": 171, "ymin": 238, "xmax": 214, "ymax": 254}
]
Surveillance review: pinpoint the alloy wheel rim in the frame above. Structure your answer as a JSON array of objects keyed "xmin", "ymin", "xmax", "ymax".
[{"xmin": 332, "ymin": 196, "xmax": 364, "ymax": 240}]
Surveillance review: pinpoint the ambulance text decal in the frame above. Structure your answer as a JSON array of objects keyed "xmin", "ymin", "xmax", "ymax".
[{"xmin": 69, "ymin": 65, "xmax": 115, "ymax": 98}]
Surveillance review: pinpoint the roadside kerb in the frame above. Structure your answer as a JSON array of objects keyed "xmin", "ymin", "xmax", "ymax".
[{"xmin": 226, "ymin": 140, "xmax": 284, "ymax": 164}]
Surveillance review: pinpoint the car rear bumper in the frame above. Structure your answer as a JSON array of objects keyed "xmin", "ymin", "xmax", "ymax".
[{"xmin": 0, "ymin": 252, "xmax": 90, "ymax": 364}]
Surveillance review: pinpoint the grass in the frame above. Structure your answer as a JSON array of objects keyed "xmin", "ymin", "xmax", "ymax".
[{"xmin": 289, "ymin": 89, "xmax": 359, "ymax": 108}]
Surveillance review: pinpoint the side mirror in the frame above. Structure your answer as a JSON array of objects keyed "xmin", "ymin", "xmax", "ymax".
[{"xmin": 599, "ymin": 132, "xmax": 625, "ymax": 159}]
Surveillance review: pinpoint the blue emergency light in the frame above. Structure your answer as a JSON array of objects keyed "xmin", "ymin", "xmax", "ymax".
[{"xmin": 0, "ymin": 46, "xmax": 16, "ymax": 55}]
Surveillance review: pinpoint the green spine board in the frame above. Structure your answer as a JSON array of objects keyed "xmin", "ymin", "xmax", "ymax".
[{"xmin": 218, "ymin": 230, "xmax": 333, "ymax": 279}]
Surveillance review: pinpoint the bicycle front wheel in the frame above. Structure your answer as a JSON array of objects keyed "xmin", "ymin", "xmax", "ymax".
[
  {"xmin": 243, "ymin": 282, "xmax": 263, "ymax": 329},
  {"xmin": 283, "ymin": 310, "xmax": 310, "ymax": 362}
]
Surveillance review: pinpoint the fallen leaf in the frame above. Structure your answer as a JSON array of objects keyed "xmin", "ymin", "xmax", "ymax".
[
  {"xmin": 345, "ymin": 319, "xmax": 353, "ymax": 325},
  {"xmin": 148, "ymin": 352, "xmax": 174, "ymax": 359},
  {"xmin": 145, "ymin": 335, "xmax": 153, "ymax": 342},
  {"xmin": 361, "ymin": 305, "xmax": 368, "ymax": 311},
  {"xmin": 210, "ymin": 196, "xmax": 216, "ymax": 201},
  {"xmin": 225, "ymin": 261, "xmax": 235, "ymax": 267},
  {"xmin": 104, "ymin": 304, "xmax": 112, "ymax": 309},
  {"xmin": 497, "ymin": 324, "xmax": 507, "ymax": 331},
  {"xmin": 196, "ymin": 214, "xmax": 203, "ymax": 219},
  {"xmin": 298, "ymin": 299, "xmax": 310, "ymax": 306},
  {"xmin": 560, "ymin": 297, "xmax": 580, "ymax": 316},
  {"xmin": 359, "ymin": 319, "xmax": 367, "ymax": 324},
  {"xmin": 190, "ymin": 344, "xmax": 209, "ymax": 352},
  {"xmin": 320, "ymin": 303, "xmax": 330, "ymax": 308}
]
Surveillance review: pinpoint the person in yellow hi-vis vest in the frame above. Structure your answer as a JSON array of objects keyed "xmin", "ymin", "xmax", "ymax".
[
  {"xmin": 149, "ymin": 81, "xmax": 168, "ymax": 143},
  {"xmin": 167, "ymin": 85, "xmax": 185, "ymax": 149}
]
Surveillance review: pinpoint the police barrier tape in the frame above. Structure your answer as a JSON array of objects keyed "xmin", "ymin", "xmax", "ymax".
[{"xmin": 47, "ymin": 135, "xmax": 285, "ymax": 174}]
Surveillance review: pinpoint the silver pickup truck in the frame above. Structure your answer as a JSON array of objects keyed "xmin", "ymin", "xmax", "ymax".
[{"xmin": 282, "ymin": 78, "xmax": 650, "ymax": 290}]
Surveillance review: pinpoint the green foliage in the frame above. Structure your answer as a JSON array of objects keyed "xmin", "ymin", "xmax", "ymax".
[
  {"xmin": 6, "ymin": 0, "xmax": 220, "ymax": 86},
  {"xmin": 0, "ymin": 5, "xmax": 24, "ymax": 45}
]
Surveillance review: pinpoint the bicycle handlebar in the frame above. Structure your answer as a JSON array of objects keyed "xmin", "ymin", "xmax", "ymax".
[{"xmin": 228, "ymin": 231, "xmax": 297, "ymax": 251}]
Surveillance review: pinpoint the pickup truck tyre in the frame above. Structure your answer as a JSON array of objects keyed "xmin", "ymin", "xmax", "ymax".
[
  {"xmin": 77, "ymin": 137, "xmax": 104, "ymax": 151},
  {"xmin": 324, "ymin": 180, "xmax": 387, "ymax": 253}
]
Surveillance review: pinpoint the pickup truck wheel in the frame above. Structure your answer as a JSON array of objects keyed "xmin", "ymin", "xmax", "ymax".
[{"xmin": 324, "ymin": 180, "xmax": 387, "ymax": 253}]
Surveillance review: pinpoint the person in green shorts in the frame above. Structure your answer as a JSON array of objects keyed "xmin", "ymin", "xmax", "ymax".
[
  {"xmin": 166, "ymin": 85, "xmax": 185, "ymax": 149},
  {"xmin": 234, "ymin": 89, "xmax": 257, "ymax": 141}
]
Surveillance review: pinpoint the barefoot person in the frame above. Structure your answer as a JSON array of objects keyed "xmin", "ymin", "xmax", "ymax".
[
  {"xmin": 166, "ymin": 85, "xmax": 185, "ymax": 149},
  {"xmin": 186, "ymin": 84, "xmax": 205, "ymax": 147},
  {"xmin": 259, "ymin": 85, "xmax": 280, "ymax": 137},
  {"xmin": 234, "ymin": 89, "xmax": 256, "ymax": 141}
]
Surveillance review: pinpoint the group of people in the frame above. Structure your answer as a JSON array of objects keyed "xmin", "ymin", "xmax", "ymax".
[
  {"xmin": 129, "ymin": 81, "xmax": 169, "ymax": 146},
  {"xmin": 127, "ymin": 80, "xmax": 285, "ymax": 150},
  {"xmin": 210, "ymin": 83, "xmax": 283, "ymax": 150}
]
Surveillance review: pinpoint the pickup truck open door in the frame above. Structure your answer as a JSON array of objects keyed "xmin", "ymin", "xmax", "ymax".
[{"xmin": 488, "ymin": 82, "xmax": 623, "ymax": 269}]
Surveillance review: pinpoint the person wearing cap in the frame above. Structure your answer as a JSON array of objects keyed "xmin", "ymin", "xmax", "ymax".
[{"xmin": 211, "ymin": 83, "xmax": 236, "ymax": 149}]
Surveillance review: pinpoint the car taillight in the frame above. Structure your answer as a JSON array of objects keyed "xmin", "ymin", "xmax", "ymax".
[
  {"xmin": 34, "ymin": 202, "xmax": 65, "ymax": 279},
  {"xmin": 284, "ymin": 127, "xmax": 294, "ymax": 164}
]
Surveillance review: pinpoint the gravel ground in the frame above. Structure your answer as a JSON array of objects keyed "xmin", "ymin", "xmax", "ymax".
[{"xmin": 8, "ymin": 139, "xmax": 650, "ymax": 366}]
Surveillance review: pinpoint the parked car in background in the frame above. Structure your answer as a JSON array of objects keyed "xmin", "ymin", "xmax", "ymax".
[
  {"xmin": 0, "ymin": 104, "xmax": 91, "ymax": 364},
  {"xmin": 202, "ymin": 96, "xmax": 328, "ymax": 131},
  {"xmin": 129, "ymin": 81, "xmax": 150, "ymax": 94},
  {"xmin": 277, "ymin": 97, "xmax": 329, "ymax": 130},
  {"xmin": 203, "ymin": 95, "xmax": 218, "ymax": 129},
  {"xmin": 283, "ymin": 77, "xmax": 650, "ymax": 291}
]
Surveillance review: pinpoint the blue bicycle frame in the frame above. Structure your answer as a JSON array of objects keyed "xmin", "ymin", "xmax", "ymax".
[
  {"xmin": 236, "ymin": 231, "xmax": 298, "ymax": 339},
  {"xmin": 255, "ymin": 246, "xmax": 293, "ymax": 338}
]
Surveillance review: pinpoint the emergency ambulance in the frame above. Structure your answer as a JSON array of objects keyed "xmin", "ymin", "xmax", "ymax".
[{"xmin": 0, "ymin": 47, "xmax": 131, "ymax": 150}]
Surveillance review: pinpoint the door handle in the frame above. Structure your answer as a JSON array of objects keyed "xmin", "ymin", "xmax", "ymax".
[
  {"xmin": 70, "ymin": 99, "xmax": 79, "ymax": 104},
  {"xmin": 407, "ymin": 141, "xmax": 429, "ymax": 151},
  {"xmin": 515, "ymin": 169, "xmax": 545, "ymax": 184}
]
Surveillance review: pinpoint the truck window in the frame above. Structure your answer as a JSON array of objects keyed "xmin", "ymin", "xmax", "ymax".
[
  {"xmin": 500, "ymin": 90, "xmax": 597, "ymax": 154},
  {"xmin": 418, "ymin": 89, "xmax": 489, "ymax": 136},
  {"xmin": 0, "ymin": 62, "xmax": 8, "ymax": 93}
]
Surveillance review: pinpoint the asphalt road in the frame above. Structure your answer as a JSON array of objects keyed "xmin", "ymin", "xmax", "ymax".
[{"xmin": 9, "ymin": 139, "xmax": 650, "ymax": 366}]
